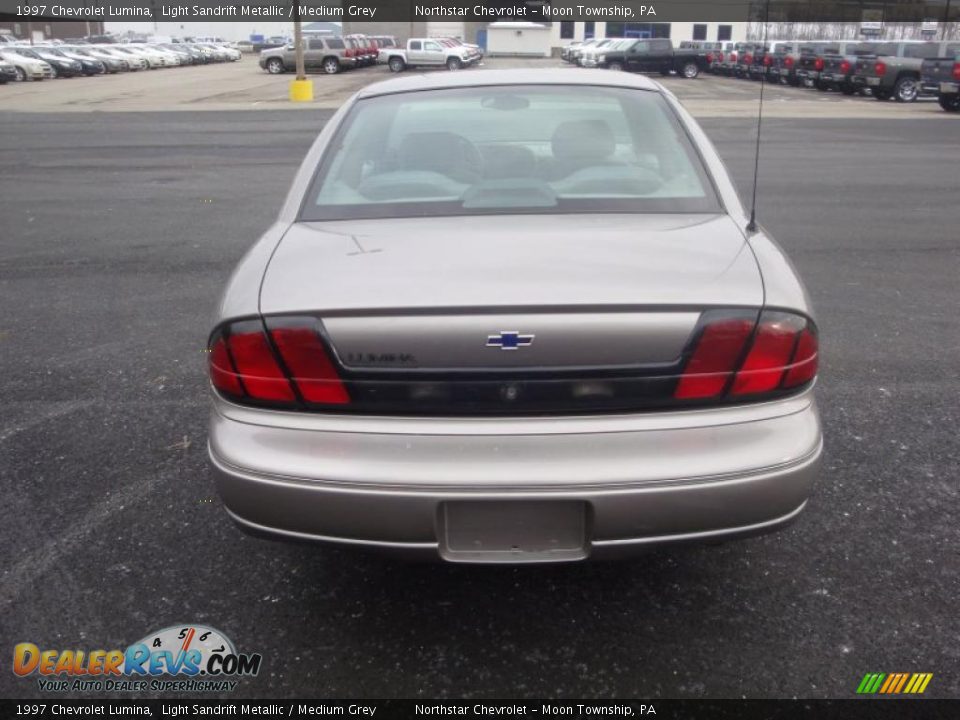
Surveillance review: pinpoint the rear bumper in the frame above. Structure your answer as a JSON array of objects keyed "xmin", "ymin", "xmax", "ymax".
[
  {"xmin": 209, "ymin": 391, "xmax": 822, "ymax": 562},
  {"xmin": 819, "ymin": 72, "xmax": 851, "ymax": 84}
]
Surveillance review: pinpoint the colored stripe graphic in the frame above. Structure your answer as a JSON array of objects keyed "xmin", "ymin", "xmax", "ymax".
[
  {"xmin": 857, "ymin": 673, "xmax": 885, "ymax": 694},
  {"xmin": 879, "ymin": 674, "xmax": 897, "ymax": 693},
  {"xmin": 858, "ymin": 672, "xmax": 932, "ymax": 694},
  {"xmin": 905, "ymin": 673, "xmax": 933, "ymax": 694},
  {"xmin": 893, "ymin": 673, "xmax": 910, "ymax": 693}
]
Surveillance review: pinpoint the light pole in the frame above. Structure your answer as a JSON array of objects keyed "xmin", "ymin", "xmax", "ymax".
[
  {"xmin": 294, "ymin": 16, "xmax": 306, "ymax": 80},
  {"xmin": 289, "ymin": 5, "xmax": 313, "ymax": 102}
]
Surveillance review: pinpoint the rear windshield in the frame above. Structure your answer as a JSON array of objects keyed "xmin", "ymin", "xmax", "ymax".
[{"xmin": 301, "ymin": 85, "xmax": 720, "ymax": 221}]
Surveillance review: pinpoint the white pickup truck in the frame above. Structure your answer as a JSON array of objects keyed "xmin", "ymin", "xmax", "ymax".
[{"xmin": 379, "ymin": 38, "xmax": 480, "ymax": 73}]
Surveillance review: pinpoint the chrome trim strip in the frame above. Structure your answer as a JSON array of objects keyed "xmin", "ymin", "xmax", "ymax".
[{"xmin": 212, "ymin": 385, "xmax": 817, "ymax": 437}]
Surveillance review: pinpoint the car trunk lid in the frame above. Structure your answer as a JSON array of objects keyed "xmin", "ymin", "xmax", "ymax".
[
  {"xmin": 253, "ymin": 213, "xmax": 768, "ymax": 414},
  {"xmin": 260, "ymin": 213, "xmax": 760, "ymax": 316}
]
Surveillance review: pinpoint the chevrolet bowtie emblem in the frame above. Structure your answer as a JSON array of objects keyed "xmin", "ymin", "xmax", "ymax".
[{"xmin": 486, "ymin": 331, "xmax": 535, "ymax": 350}]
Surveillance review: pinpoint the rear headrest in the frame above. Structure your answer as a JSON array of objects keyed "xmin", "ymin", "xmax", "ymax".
[{"xmin": 551, "ymin": 120, "xmax": 616, "ymax": 163}]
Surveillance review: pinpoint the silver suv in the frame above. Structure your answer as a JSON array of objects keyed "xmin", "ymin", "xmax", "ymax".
[{"xmin": 259, "ymin": 36, "xmax": 356, "ymax": 75}]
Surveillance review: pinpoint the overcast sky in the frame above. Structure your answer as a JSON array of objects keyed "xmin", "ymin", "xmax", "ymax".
[{"xmin": 105, "ymin": 21, "xmax": 312, "ymax": 41}]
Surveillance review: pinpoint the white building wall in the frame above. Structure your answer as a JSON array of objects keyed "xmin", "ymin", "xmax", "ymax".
[
  {"xmin": 487, "ymin": 22, "xmax": 553, "ymax": 57},
  {"xmin": 427, "ymin": 21, "xmax": 466, "ymax": 39},
  {"xmin": 547, "ymin": 21, "xmax": 748, "ymax": 49}
]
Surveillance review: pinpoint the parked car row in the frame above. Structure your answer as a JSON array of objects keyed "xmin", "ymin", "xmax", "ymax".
[
  {"xmin": 704, "ymin": 39, "xmax": 960, "ymax": 112},
  {"xmin": 260, "ymin": 34, "xmax": 400, "ymax": 75},
  {"xmin": 562, "ymin": 38, "xmax": 710, "ymax": 79},
  {"xmin": 259, "ymin": 34, "xmax": 484, "ymax": 76},
  {"xmin": 0, "ymin": 40, "xmax": 240, "ymax": 82}
]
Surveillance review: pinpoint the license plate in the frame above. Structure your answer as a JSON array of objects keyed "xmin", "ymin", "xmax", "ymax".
[
  {"xmin": 941, "ymin": 82, "xmax": 960, "ymax": 93},
  {"xmin": 868, "ymin": 77, "xmax": 880, "ymax": 86},
  {"xmin": 439, "ymin": 501, "xmax": 587, "ymax": 562}
]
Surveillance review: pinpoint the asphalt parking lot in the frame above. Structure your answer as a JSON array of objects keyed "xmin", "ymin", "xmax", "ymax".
[{"xmin": 1, "ymin": 60, "xmax": 958, "ymax": 700}]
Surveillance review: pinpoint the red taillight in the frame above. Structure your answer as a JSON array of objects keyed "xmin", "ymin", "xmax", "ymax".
[
  {"xmin": 953, "ymin": 62, "xmax": 960, "ymax": 81},
  {"xmin": 674, "ymin": 317, "xmax": 755, "ymax": 399},
  {"xmin": 785, "ymin": 56, "xmax": 794, "ymax": 68},
  {"xmin": 717, "ymin": 52, "xmax": 724, "ymax": 62},
  {"xmin": 763, "ymin": 55, "xmax": 773, "ymax": 66},
  {"xmin": 227, "ymin": 327, "xmax": 295, "ymax": 402},
  {"xmin": 744, "ymin": 53, "xmax": 753, "ymax": 65},
  {"xmin": 814, "ymin": 57, "xmax": 824, "ymax": 71},
  {"xmin": 208, "ymin": 319, "xmax": 350, "ymax": 407},
  {"xmin": 875, "ymin": 61, "xmax": 886, "ymax": 76},
  {"xmin": 840, "ymin": 60, "xmax": 851, "ymax": 74},
  {"xmin": 209, "ymin": 336, "xmax": 243, "ymax": 396},
  {"xmin": 269, "ymin": 327, "xmax": 349, "ymax": 405},
  {"xmin": 675, "ymin": 311, "xmax": 818, "ymax": 401},
  {"xmin": 783, "ymin": 328, "xmax": 818, "ymax": 388},
  {"xmin": 730, "ymin": 317, "xmax": 802, "ymax": 396},
  {"xmin": 730, "ymin": 52, "xmax": 737, "ymax": 62},
  {"xmin": 346, "ymin": 49, "xmax": 355, "ymax": 57},
  {"xmin": 706, "ymin": 52, "xmax": 714, "ymax": 63}
]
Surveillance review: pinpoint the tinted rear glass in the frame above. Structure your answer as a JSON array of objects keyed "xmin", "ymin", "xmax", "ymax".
[{"xmin": 301, "ymin": 85, "xmax": 721, "ymax": 222}]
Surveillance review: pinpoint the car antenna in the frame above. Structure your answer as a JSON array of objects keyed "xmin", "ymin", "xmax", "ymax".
[{"xmin": 746, "ymin": 0, "xmax": 770, "ymax": 233}]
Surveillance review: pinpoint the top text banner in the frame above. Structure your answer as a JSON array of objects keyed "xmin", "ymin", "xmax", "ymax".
[{"xmin": 0, "ymin": 0, "xmax": 957, "ymax": 23}]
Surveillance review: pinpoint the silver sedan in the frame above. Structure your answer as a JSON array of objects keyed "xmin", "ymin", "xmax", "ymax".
[{"xmin": 208, "ymin": 69, "xmax": 821, "ymax": 563}]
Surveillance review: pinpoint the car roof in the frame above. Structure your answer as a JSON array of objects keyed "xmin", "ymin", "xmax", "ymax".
[{"xmin": 356, "ymin": 68, "xmax": 661, "ymax": 99}]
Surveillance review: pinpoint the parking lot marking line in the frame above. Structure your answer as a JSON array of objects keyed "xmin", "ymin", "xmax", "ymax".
[
  {"xmin": 0, "ymin": 462, "xmax": 175, "ymax": 611},
  {"xmin": 0, "ymin": 400, "xmax": 93, "ymax": 443}
]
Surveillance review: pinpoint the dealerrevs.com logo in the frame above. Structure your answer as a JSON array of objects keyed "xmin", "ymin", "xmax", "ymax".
[{"xmin": 13, "ymin": 624, "xmax": 262, "ymax": 693}]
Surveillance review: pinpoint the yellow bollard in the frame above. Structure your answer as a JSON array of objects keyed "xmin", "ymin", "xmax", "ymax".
[{"xmin": 289, "ymin": 79, "xmax": 314, "ymax": 103}]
